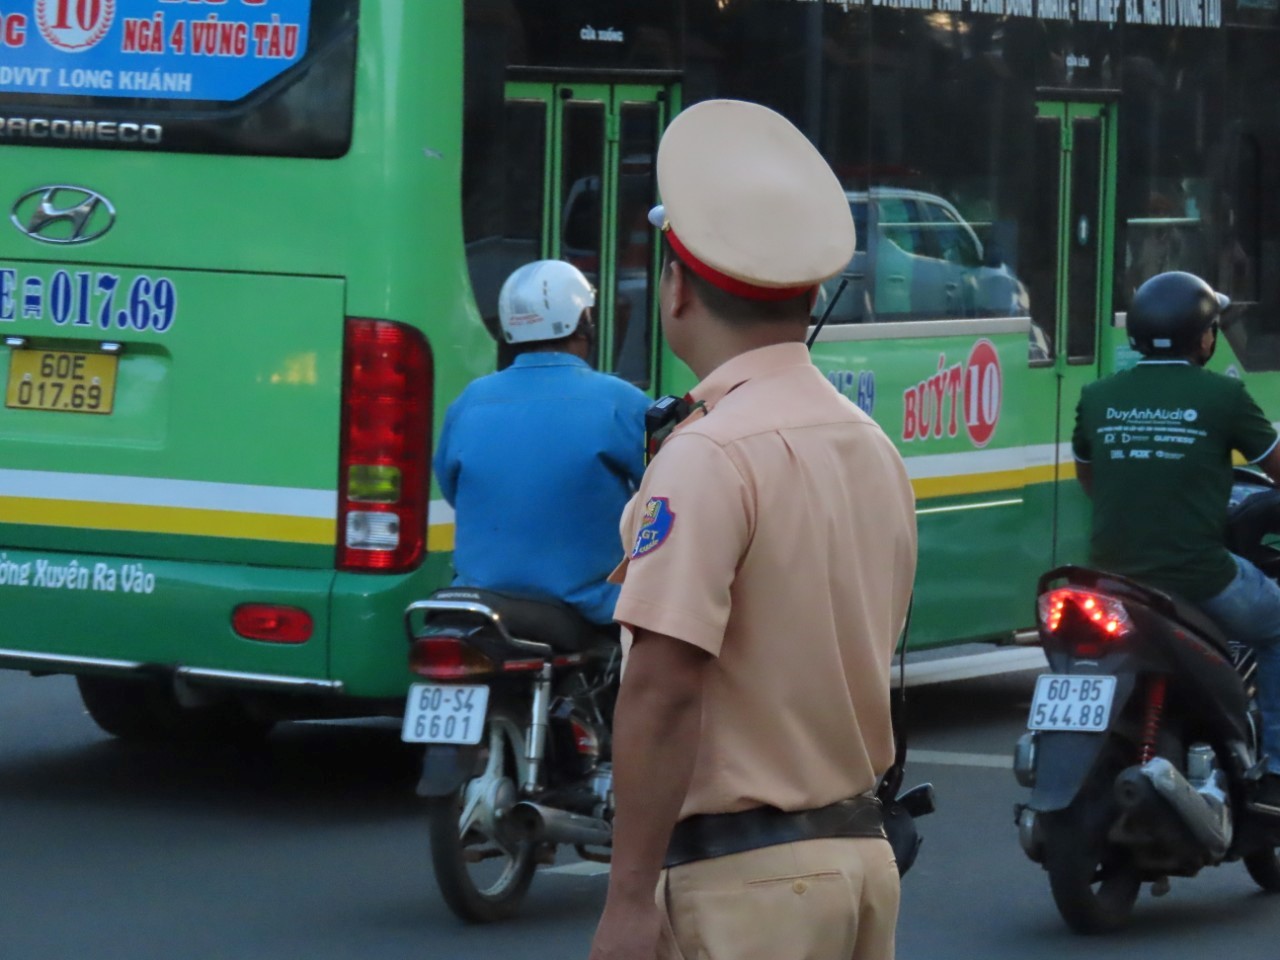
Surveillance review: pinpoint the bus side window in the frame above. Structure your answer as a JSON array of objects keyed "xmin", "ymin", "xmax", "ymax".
[
  {"xmin": 1023, "ymin": 118, "xmax": 1062, "ymax": 364},
  {"xmin": 1210, "ymin": 135, "xmax": 1276, "ymax": 371}
]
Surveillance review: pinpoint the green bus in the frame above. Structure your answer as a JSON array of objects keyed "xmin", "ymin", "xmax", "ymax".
[{"xmin": 2, "ymin": 0, "xmax": 1279, "ymax": 739}]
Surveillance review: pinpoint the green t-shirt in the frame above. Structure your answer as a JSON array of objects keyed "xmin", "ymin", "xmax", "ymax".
[{"xmin": 1072, "ymin": 361, "xmax": 1278, "ymax": 601}]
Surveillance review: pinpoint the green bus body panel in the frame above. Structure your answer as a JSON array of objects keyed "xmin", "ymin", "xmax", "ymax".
[
  {"xmin": 328, "ymin": 553, "xmax": 456, "ymax": 699},
  {"xmin": 813, "ymin": 325, "xmax": 1052, "ymax": 647},
  {"xmin": 0, "ymin": 524, "xmax": 328, "ymax": 569},
  {"xmin": 0, "ymin": 545, "xmax": 331, "ymax": 680},
  {"xmin": 5, "ymin": 1, "xmax": 1269, "ymax": 700},
  {"xmin": 0, "ymin": 3, "xmax": 487, "ymax": 700},
  {"xmin": 1, "ymin": 268, "xmax": 344, "ymax": 566}
]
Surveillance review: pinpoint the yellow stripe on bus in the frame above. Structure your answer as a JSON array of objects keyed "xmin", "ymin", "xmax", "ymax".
[
  {"xmin": 423, "ymin": 462, "xmax": 1078, "ymax": 549},
  {"xmin": 910, "ymin": 461, "xmax": 1070, "ymax": 499},
  {"xmin": 2, "ymin": 459, "xmax": 1080, "ymax": 549},
  {"xmin": 0, "ymin": 497, "xmax": 335, "ymax": 545},
  {"xmin": 427, "ymin": 525, "xmax": 456, "ymax": 553}
]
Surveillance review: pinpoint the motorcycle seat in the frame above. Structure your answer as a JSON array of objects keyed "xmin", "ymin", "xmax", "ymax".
[{"xmin": 426, "ymin": 587, "xmax": 614, "ymax": 654}]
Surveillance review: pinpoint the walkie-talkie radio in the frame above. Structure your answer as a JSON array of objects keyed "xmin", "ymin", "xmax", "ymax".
[{"xmin": 644, "ymin": 394, "xmax": 695, "ymax": 465}]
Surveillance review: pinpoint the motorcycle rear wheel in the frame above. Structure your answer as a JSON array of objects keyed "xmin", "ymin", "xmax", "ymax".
[
  {"xmin": 426, "ymin": 716, "xmax": 537, "ymax": 923},
  {"xmin": 1244, "ymin": 847, "xmax": 1280, "ymax": 891},
  {"xmin": 1042, "ymin": 808, "xmax": 1141, "ymax": 934}
]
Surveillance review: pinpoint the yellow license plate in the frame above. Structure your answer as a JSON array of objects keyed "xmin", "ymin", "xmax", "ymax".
[{"xmin": 5, "ymin": 348, "xmax": 117, "ymax": 415}]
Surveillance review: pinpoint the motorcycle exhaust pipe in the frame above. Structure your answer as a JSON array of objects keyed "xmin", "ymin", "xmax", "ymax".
[
  {"xmin": 1115, "ymin": 766, "xmax": 1160, "ymax": 810},
  {"xmin": 507, "ymin": 801, "xmax": 613, "ymax": 848},
  {"xmin": 1115, "ymin": 757, "xmax": 1231, "ymax": 860}
]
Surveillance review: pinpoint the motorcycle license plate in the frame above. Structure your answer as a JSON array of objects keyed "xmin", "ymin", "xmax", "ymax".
[
  {"xmin": 401, "ymin": 683, "xmax": 489, "ymax": 745},
  {"xmin": 1026, "ymin": 675, "xmax": 1117, "ymax": 732}
]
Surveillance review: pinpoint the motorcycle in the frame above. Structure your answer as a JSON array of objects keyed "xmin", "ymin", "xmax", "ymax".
[
  {"xmin": 401, "ymin": 588, "xmax": 619, "ymax": 923},
  {"xmin": 1013, "ymin": 472, "xmax": 1280, "ymax": 933}
]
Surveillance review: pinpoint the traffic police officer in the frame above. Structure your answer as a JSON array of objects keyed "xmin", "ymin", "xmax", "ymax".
[{"xmin": 587, "ymin": 101, "xmax": 918, "ymax": 960}]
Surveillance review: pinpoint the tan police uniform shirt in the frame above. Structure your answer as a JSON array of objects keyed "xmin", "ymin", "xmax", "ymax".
[{"xmin": 613, "ymin": 342, "xmax": 917, "ymax": 821}]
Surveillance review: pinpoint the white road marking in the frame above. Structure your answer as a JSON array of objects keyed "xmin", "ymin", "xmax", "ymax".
[
  {"xmin": 545, "ymin": 861, "xmax": 612, "ymax": 877},
  {"xmin": 892, "ymin": 647, "xmax": 1047, "ymax": 688},
  {"xmin": 540, "ymin": 651, "xmax": 1034, "ymax": 872},
  {"xmin": 537, "ymin": 750, "xmax": 1010, "ymax": 885},
  {"xmin": 910, "ymin": 749, "xmax": 1013, "ymax": 769}
]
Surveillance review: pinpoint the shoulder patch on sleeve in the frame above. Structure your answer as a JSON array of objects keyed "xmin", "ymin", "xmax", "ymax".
[{"xmin": 632, "ymin": 497, "xmax": 676, "ymax": 558}]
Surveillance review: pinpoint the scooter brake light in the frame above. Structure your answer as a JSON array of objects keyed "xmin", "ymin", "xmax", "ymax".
[{"xmin": 1038, "ymin": 587, "xmax": 1132, "ymax": 651}]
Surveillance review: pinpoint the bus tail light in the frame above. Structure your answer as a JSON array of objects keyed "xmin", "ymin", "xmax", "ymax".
[
  {"xmin": 338, "ymin": 319, "xmax": 433, "ymax": 572},
  {"xmin": 232, "ymin": 604, "xmax": 314, "ymax": 644}
]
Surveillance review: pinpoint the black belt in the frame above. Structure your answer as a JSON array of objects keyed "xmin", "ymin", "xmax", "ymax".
[{"xmin": 664, "ymin": 796, "xmax": 886, "ymax": 868}]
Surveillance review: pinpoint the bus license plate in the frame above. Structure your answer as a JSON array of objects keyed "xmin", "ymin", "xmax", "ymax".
[
  {"xmin": 1027, "ymin": 675, "xmax": 1117, "ymax": 732},
  {"xmin": 5, "ymin": 348, "xmax": 117, "ymax": 415},
  {"xmin": 401, "ymin": 683, "xmax": 490, "ymax": 745}
]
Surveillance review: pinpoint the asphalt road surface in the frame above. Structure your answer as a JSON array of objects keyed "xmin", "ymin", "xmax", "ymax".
[{"xmin": 3, "ymin": 661, "xmax": 1280, "ymax": 960}]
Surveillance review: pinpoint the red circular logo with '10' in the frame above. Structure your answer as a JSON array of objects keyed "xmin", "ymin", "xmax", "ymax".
[
  {"xmin": 36, "ymin": 0, "xmax": 114, "ymax": 51},
  {"xmin": 963, "ymin": 338, "xmax": 1002, "ymax": 447}
]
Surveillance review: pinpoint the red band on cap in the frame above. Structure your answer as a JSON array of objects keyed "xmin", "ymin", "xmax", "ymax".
[{"xmin": 666, "ymin": 227, "xmax": 812, "ymax": 302}]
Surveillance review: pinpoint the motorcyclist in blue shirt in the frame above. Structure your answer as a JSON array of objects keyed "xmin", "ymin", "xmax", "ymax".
[{"xmin": 434, "ymin": 260, "xmax": 650, "ymax": 625}]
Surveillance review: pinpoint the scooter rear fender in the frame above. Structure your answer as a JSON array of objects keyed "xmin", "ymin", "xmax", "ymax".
[{"xmin": 1028, "ymin": 671, "xmax": 1139, "ymax": 812}]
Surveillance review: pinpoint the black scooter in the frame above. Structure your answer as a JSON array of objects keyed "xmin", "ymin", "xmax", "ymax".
[{"xmin": 1014, "ymin": 475, "xmax": 1280, "ymax": 933}]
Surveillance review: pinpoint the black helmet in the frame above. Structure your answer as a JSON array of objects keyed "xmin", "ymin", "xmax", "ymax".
[{"xmin": 1127, "ymin": 271, "xmax": 1230, "ymax": 357}]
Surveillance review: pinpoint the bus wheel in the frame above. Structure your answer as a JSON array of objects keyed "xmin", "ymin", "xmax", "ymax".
[
  {"xmin": 77, "ymin": 675, "xmax": 167, "ymax": 741},
  {"xmin": 76, "ymin": 675, "xmax": 273, "ymax": 745},
  {"xmin": 426, "ymin": 715, "xmax": 537, "ymax": 922}
]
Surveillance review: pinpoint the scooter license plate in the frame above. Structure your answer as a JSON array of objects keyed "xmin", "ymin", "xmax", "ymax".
[
  {"xmin": 401, "ymin": 683, "xmax": 490, "ymax": 745},
  {"xmin": 1026, "ymin": 675, "xmax": 1117, "ymax": 732}
]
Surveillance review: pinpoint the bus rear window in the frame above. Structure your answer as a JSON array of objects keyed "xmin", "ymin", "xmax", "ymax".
[{"xmin": 0, "ymin": 0, "xmax": 357, "ymax": 158}]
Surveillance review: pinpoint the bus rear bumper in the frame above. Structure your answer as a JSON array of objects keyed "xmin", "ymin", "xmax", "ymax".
[
  {"xmin": 0, "ymin": 647, "xmax": 343, "ymax": 695},
  {"xmin": 0, "ymin": 545, "xmax": 451, "ymax": 702}
]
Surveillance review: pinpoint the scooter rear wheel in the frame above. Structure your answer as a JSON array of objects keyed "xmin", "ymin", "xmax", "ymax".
[
  {"xmin": 1042, "ymin": 807, "xmax": 1141, "ymax": 934},
  {"xmin": 1243, "ymin": 847, "xmax": 1280, "ymax": 891}
]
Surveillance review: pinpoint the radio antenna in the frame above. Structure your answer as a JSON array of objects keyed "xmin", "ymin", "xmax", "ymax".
[{"xmin": 806, "ymin": 278, "xmax": 849, "ymax": 350}]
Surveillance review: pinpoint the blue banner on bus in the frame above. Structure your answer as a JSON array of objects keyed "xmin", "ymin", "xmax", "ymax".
[{"xmin": 0, "ymin": 0, "xmax": 312, "ymax": 102}]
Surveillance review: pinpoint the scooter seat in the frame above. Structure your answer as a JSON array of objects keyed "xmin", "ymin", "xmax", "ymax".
[
  {"xmin": 426, "ymin": 587, "xmax": 613, "ymax": 654},
  {"xmin": 1159, "ymin": 591, "xmax": 1234, "ymax": 661}
]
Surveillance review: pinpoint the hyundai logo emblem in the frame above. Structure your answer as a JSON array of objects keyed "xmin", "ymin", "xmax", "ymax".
[{"xmin": 10, "ymin": 185, "xmax": 116, "ymax": 244}]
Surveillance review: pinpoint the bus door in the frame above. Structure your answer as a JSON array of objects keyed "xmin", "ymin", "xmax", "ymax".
[
  {"xmin": 1031, "ymin": 100, "xmax": 1118, "ymax": 565},
  {"xmin": 503, "ymin": 82, "xmax": 675, "ymax": 389}
]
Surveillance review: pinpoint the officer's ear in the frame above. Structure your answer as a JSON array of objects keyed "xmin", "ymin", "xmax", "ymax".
[{"xmin": 663, "ymin": 257, "xmax": 696, "ymax": 321}]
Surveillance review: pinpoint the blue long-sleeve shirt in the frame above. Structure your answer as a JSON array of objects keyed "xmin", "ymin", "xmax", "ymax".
[{"xmin": 434, "ymin": 353, "xmax": 650, "ymax": 624}]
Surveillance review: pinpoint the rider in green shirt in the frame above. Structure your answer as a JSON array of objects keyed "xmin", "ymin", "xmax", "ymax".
[{"xmin": 1073, "ymin": 271, "xmax": 1280, "ymax": 813}]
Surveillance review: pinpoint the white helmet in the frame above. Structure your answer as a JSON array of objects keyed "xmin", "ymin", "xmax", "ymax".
[{"xmin": 497, "ymin": 260, "xmax": 596, "ymax": 344}]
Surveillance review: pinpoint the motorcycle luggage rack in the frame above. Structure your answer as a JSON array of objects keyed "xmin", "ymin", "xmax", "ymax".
[
  {"xmin": 404, "ymin": 599, "xmax": 554, "ymax": 660},
  {"xmin": 1039, "ymin": 564, "xmax": 1175, "ymax": 609}
]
